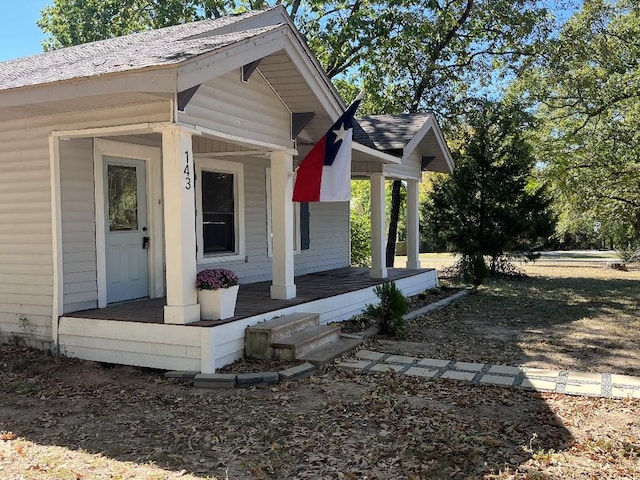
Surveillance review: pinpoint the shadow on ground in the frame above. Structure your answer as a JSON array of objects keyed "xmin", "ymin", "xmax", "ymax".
[{"xmin": 0, "ymin": 345, "xmax": 575, "ymax": 479}]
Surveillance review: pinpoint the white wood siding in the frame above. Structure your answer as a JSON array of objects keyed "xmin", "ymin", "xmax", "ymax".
[
  {"xmin": 192, "ymin": 154, "xmax": 350, "ymax": 283},
  {"xmin": 58, "ymin": 317, "xmax": 201, "ymax": 371},
  {"xmin": 60, "ymin": 139, "xmax": 97, "ymax": 313},
  {"xmin": 384, "ymin": 150, "xmax": 422, "ymax": 180},
  {"xmin": 0, "ymin": 101, "xmax": 170, "ymax": 341},
  {"xmin": 295, "ymin": 202, "xmax": 350, "ymax": 275},
  {"xmin": 179, "ymin": 69, "xmax": 293, "ymax": 148},
  {"xmin": 0, "ymin": 131, "xmax": 53, "ymax": 342}
]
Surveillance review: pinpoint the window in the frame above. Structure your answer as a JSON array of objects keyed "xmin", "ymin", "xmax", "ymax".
[{"xmin": 196, "ymin": 158, "xmax": 245, "ymax": 263}]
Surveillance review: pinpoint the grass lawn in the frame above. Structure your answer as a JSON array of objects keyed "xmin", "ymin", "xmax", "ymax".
[{"xmin": 0, "ymin": 254, "xmax": 639, "ymax": 479}]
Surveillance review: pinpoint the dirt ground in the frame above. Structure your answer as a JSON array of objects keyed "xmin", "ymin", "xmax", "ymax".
[
  {"xmin": 1, "ymin": 257, "xmax": 639, "ymax": 479},
  {"xmin": 369, "ymin": 259, "xmax": 640, "ymax": 377}
]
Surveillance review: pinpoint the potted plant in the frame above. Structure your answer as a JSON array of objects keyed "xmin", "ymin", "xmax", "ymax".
[{"xmin": 196, "ymin": 268, "xmax": 240, "ymax": 320}]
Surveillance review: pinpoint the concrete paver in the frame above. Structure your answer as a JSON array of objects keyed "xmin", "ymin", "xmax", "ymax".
[
  {"xmin": 405, "ymin": 367, "xmax": 438, "ymax": 378},
  {"xmin": 418, "ymin": 358, "xmax": 451, "ymax": 368},
  {"xmin": 522, "ymin": 368, "xmax": 561, "ymax": 379},
  {"xmin": 337, "ymin": 350, "xmax": 640, "ymax": 399},
  {"xmin": 441, "ymin": 371, "xmax": 476, "ymax": 381},
  {"xmin": 386, "ymin": 354, "xmax": 419, "ymax": 364},
  {"xmin": 567, "ymin": 372, "xmax": 602, "ymax": 382},
  {"xmin": 611, "ymin": 374, "xmax": 640, "ymax": 387},
  {"xmin": 480, "ymin": 374, "xmax": 516, "ymax": 386},
  {"xmin": 453, "ymin": 361, "xmax": 485, "ymax": 372},
  {"xmin": 564, "ymin": 383, "xmax": 603, "ymax": 396},
  {"xmin": 355, "ymin": 350, "xmax": 386, "ymax": 361},
  {"xmin": 488, "ymin": 365, "xmax": 522, "ymax": 376},
  {"xmin": 612, "ymin": 387, "xmax": 640, "ymax": 399}
]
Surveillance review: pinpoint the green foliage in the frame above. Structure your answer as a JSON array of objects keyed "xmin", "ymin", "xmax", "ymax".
[
  {"xmin": 421, "ymin": 99, "xmax": 555, "ymax": 283},
  {"xmin": 350, "ymin": 209, "xmax": 371, "ymax": 267},
  {"xmin": 366, "ymin": 281, "xmax": 408, "ymax": 338},
  {"xmin": 517, "ymin": 0, "xmax": 640, "ymax": 247}
]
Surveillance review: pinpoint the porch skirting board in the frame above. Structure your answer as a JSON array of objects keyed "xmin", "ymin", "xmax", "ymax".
[{"xmin": 58, "ymin": 270, "xmax": 438, "ymax": 372}]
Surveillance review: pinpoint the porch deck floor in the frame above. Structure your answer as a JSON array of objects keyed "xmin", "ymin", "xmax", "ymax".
[{"xmin": 65, "ymin": 267, "xmax": 434, "ymax": 326}]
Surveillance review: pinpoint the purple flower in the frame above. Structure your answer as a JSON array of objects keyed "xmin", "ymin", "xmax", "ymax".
[{"xmin": 196, "ymin": 268, "xmax": 239, "ymax": 290}]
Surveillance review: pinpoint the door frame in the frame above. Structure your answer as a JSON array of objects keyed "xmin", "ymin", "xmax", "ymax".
[{"xmin": 94, "ymin": 139, "xmax": 164, "ymax": 308}]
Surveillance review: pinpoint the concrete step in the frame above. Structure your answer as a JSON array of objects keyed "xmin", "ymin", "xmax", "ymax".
[
  {"xmin": 245, "ymin": 312, "xmax": 319, "ymax": 360},
  {"xmin": 301, "ymin": 335, "xmax": 363, "ymax": 372},
  {"xmin": 271, "ymin": 324, "xmax": 341, "ymax": 361}
]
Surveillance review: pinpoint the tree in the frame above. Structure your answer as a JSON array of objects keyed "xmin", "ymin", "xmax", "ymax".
[
  {"xmin": 518, "ymin": 0, "xmax": 640, "ymax": 247},
  {"xmin": 421, "ymin": 99, "xmax": 554, "ymax": 284}
]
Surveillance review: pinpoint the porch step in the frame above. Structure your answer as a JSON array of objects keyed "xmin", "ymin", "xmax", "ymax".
[
  {"xmin": 245, "ymin": 312, "xmax": 319, "ymax": 360},
  {"xmin": 300, "ymin": 335, "xmax": 363, "ymax": 371},
  {"xmin": 271, "ymin": 324, "xmax": 342, "ymax": 361}
]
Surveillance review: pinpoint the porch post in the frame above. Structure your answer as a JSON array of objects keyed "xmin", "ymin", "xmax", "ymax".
[
  {"xmin": 370, "ymin": 173, "xmax": 388, "ymax": 279},
  {"xmin": 269, "ymin": 150, "xmax": 296, "ymax": 299},
  {"xmin": 161, "ymin": 126, "xmax": 200, "ymax": 324},
  {"xmin": 406, "ymin": 179, "xmax": 422, "ymax": 269}
]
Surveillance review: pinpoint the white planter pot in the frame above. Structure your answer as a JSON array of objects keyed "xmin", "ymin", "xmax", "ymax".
[{"xmin": 198, "ymin": 285, "xmax": 239, "ymax": 320}]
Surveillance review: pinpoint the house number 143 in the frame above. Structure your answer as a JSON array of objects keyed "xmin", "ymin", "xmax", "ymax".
[{"xmin": 184, "ymin": 151, "xmax": 192, "ymax": 190}]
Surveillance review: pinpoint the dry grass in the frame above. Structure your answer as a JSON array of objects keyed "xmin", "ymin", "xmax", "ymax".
[{"xmin": 1, "ymin": 253, "xmax": 639, "ymax": 479}]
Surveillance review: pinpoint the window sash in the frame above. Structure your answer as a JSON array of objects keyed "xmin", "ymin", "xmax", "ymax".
[{"xmin": 195, "ymin": 158, "xmax": 245, "ymax": 264}]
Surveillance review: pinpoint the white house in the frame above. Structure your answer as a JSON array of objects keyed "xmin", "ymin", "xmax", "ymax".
[{"xmin": 0, "ymin": 6, "xmax": 453, "ymax": 372}]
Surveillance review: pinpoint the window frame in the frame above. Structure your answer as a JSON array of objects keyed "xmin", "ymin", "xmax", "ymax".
[{"xmin": 195, "ymin": 157, "xmax": 245, "ymax": 264}]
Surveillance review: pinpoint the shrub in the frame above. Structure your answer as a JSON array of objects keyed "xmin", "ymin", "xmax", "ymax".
[{"xmin": 366, "ymin": 281, "xmax": 408, "ymax": 338}]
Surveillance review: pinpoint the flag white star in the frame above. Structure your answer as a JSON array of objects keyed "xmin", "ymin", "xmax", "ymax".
[{"xmin": 332, "ymin": 123, "xmax": 349, "ymax": 143}]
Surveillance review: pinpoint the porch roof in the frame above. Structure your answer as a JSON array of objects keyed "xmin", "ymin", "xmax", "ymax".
[{"xmin": 355, "ymin": 113, "xmax": 454, "ymax": 174}]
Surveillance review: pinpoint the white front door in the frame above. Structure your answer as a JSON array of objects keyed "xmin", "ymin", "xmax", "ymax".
[{"xmin": 104, "ymin": 157, "xmax": 149, "ymax": 303}]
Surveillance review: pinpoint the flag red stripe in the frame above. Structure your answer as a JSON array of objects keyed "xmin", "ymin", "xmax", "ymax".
[{"xmin": 292, "ymin": 136, "xmax": 326, "ymax": 202}]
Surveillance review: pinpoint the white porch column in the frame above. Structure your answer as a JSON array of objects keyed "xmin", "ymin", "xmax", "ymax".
[
  {"xmin": 161, "ymin": 126, "xmax": 200, "ymax": 324},
  {"xmin": 270, "ymin": 150, "xmax": 297, "ymax": 299},
  {"xmin": 370, "ymin": 173, "xmax": 388, "ymax": 279},
  {"xmin": 406, "ymin": 179, "xmax": 422, "ymax": 270}
]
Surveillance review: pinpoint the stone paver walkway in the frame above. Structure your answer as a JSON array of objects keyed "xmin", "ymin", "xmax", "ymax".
[{"xmin": 337, "ymin": 350, "xmax": 640, "ymax": 399}]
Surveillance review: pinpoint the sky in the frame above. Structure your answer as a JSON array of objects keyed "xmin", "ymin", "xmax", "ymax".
[{"xmin": 0, "ymin": 1, "xmax": 51, "ymax": 62}]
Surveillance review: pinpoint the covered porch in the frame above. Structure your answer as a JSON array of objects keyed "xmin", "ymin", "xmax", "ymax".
[
  {"xmin": 58, "ymin": 268, "xmax": 438, "ymax": 373},
  {"xmin": 64, "ymin": 267, "xmax": 437, "ymax": 325}
]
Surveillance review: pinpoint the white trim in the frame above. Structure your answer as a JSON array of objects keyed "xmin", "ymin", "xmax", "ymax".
[
  {"xmin": 48, "ymin": 134, "xmax": 63, "ymax": 346},
  {"xmin": 179, "ymin": 121, "xmax": 297, "ymax": 155},
  {"xmin": 195, "ymin": 157, "xmax": 246, "ymax": 265},
  {"xmin": 94, "ymin": 139, "xmax": 164, "ymax": 307},
  {"xmin": 51, "ymin": 122, "xmax": 172, "ymax": 139},
  {"xmin": 403, "ymin": 114, "xmax": 454, "ymax": 174},
  {"xmin": 266, "ymin": 167, "xmax": 300, "ymax": 257},
  {"xmin": 353, "ymin": 141, "xmax": 401, "ymax": 164}
]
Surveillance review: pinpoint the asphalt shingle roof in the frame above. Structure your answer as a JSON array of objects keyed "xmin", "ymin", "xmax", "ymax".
[
  {"xmin": 354, "ymin": 113, "xmax": 434, "ymax": 153},
  {"xmin": 0, "ymin": 10, "xmax": 280, "ymax": 91}
]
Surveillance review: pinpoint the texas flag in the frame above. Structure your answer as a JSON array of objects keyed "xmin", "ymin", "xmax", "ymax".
[{"xmin": 292, "ymin": 97, "xmax": 362, "ymax": 202}]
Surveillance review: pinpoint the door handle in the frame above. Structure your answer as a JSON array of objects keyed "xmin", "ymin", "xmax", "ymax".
[{"xmin": 142, "ymin": 236, "xmax": 150, "ymax": 249}]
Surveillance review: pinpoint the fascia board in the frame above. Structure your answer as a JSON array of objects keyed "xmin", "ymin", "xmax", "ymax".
[
  {"xmin": 353, "ymin": 141, "xmax": 401, "ymax": 164},
  {"xmin": 0, "ymin": 67, "xmax": 177, "ymax": 109},
  {"xmin": 176, "ymin": 26, "xmax": 288, "ymax": 91},
  {"xmin": 403, "ymin": 114, "xmax": 454, "ymax": 173}
]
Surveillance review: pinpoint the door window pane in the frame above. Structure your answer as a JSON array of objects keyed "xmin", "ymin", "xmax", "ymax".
[
  {"xmin": 108, "ymin": 165, "xmax": 138, "ymax": 231},
  {"xmin": 202, "ymin": 171, "xmax": 235, "ymax": 254}
]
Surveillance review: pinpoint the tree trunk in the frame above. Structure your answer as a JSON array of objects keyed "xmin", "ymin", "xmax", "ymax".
[{"xmin": 386, "ymin": 180, "xmax": 402, "ymax": 267}]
